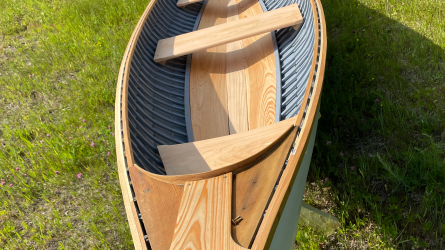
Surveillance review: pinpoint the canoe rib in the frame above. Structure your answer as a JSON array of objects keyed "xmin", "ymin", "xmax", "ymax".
[{"xmin": 153, "ymin": 4, "xmax": 303, "ymax": 63}]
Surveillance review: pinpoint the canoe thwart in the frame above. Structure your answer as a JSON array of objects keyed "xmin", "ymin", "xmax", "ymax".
[
  {"xmin": 153, "ymin": 4, "xmax": 303, "ymax": 63},
  {"xmin": 158, "ymin": 117, "xmax": 296, "ymax": 176}
]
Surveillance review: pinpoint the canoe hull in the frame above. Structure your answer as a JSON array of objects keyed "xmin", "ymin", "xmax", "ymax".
[{"xmin": 114, "ymin": 0, "xmax": 327, "ymax": 247}]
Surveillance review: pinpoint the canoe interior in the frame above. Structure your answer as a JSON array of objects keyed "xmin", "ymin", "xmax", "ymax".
[
  {"xmin": 118, "ymin": 0, "xmax": 326, "ymax": 248},
  {"xmin": 128, "ymin": 0, "xmax": 315, "ymax": 176}
]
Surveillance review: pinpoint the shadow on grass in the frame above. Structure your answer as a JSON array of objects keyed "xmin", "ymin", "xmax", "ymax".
[{"xmin": 305, "ymin": 0, "xmax": 445, "ymax": 249}]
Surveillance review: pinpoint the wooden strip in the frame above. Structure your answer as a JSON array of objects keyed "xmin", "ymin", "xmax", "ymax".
[
  {"xmin": 177, "ymin": 0, "xmax": 203, "ymax": 7},
  {"xmin": 116, "ymin": 0, "xmax": 159, "ymax": 249},
  {"xmin": 158, "ymin": 117, "xmax": 296, "ymax": 176},
  {"xmin": 129, "ymin": 164, "xmax": 184, "ymax": 250},
  {"xmin": 154, "ymin": 4, "xmax": 303, "ymax": 63},
  {"xmin": 235, "ymin": 0, "xmax": 277, "ymax": 130},
  {"xmin": 226, "ymin": 0, "xmax": 249, "ymax": 134},
  {"xmin": 169, "ymin": 173, "xmax": 247, "ymax": 250},
  {"xmin": 251, "ymin": 0, "xmax": 327, "ymax": 248},
  {"xmin": 190, "ymin": 0, "xmax": 229, "ymax": 141},
  {"xmin": 232, "ymin": 126, "xmax": 296, "ymax": 247}
]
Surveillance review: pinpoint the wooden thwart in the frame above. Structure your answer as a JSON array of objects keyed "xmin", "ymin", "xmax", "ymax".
[
  {"xmin": 154, "ymin": 4, "xmax": 303, "ymax": 63},
  {"xmin": 158, "ymin": 117, "xmax": 296, "ymax": 176}
]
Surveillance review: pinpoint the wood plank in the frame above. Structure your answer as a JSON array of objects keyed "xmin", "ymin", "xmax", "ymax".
[
  {"xmin": 169, "ymin": 173, "xmax": 247, "ymax": 250},
  {"xmin": 190, "ymin": 0, "xmax": 229, "ymax": 141},
  {"xmin": 190, "ymin": 0, "xmax": 283, "ymax": 140},
  {"xmin": 129, "ymin": 164, "xmax": 184, "ymax": 250},
  {"xmin": 231, "ymin": 127, "xmax": 296, "ymax": 247},
  {"xmin": 154, "ymin": 4, "xmax": 303, "ymax": 63},
  {"xmin": 158, "ymin": 117, "xmax": 296, "ymax": 176},
  {"xmin": 177, "ymin": 0, "xmax": 203, "ymax": 7},
  {"xmin": 236, "ymin": 0, "xmax": 277, "ymax": 130},
  {"xmin": 226, "ymin": 0, "xmax": 249, "ymax": 134}
]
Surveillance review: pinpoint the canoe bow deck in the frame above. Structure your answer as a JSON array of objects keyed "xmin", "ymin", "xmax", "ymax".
[{"xmin": 115, "ymin": 0, "xmax": 327, "ymax": 249}]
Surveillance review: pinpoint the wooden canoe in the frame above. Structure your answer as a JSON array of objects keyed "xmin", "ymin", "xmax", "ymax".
[{"xmin": 114, "ymin": 0, "xmax": 327, "ymax": 248}]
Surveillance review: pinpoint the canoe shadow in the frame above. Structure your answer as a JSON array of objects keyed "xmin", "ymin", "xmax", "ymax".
[{"xmin": 310, "ymin": 0, "xmax": 444, "ymax": 247}]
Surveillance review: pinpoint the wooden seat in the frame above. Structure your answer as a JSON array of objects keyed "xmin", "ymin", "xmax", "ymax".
[
  {"xmin": 158, "ymin": 117, "xmax": 296, "ymax": 175},
  {"xmin": 153, "ymin": 4, "xmax": 303, "ymax": 63}
]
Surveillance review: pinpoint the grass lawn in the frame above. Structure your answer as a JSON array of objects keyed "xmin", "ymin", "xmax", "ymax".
[{"xmin": 0, "ymin": 0, "xmax": 443, "ymax": 249}]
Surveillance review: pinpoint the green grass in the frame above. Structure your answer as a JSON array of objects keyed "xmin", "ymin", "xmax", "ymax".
[
  {"xmin": 0, "ymin": 0, "xmax": 444, "ymax": 249},
  {"xmin": 297, "ymin": 0, "xmax": 445, "ymax": 249},
  {"xmin": 0, "ymin": 0, "xmax": 148, "ymax": 248}
]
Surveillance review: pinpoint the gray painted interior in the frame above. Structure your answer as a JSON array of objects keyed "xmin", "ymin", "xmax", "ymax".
[{"xmin": 127, "ymin": 0, "xmax": 202, "ymax": 175}]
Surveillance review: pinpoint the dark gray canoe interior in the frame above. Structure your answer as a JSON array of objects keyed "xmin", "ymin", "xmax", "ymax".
[
  {"xmin": 127, "ymin": 0, "xmax": 203, "ymax": 175},
  {"xmin": 127, "ymin": 0, "xmax": 315, "ymax": 175}
]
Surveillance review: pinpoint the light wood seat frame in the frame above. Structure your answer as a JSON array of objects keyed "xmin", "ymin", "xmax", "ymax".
[
  {"xmin": 153, "ymin": 4, "xmax": 303, "ymax": 64},
  {"xmin": 158, "ymin": 117, "xmax": 296, "ymax": 176}
]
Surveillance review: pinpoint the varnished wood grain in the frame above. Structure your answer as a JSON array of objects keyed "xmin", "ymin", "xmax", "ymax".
[
  {"xmin": 232, "ymin": 127, "xmax": 296, "ymax": 247},
  {"xmin": 158, "ymin": 117, "xmax": 295, "ymax": 176},
  {"xmin": 169, "ymin": 173, "xmax": 247, "ymax": 250},
  {"xmin": 190, "ymin": 0, "xmax": 229, "ymax": 141},
  {"xmin": 235, "ymin": 0, "xmax": 277, "ymax": 130},
  {"xmin": 154, "ymin": 4, "xmax": 303, "ymax": 63},
  {"xmin": 226, "ymin": 0, "xmax": 249, "ymax": 134},
  {"xmin": 129, "ymin": 164, "xmax": 184, "ymax": 250}
]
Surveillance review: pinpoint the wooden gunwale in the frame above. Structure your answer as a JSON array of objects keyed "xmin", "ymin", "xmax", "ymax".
[
  {"xmin": 116, "ymin": 0, "xmax": 327, "ymax": 249},
  {"xmin": 115, "ymin": 0, "xmax": 159, "ymax": 249}
]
